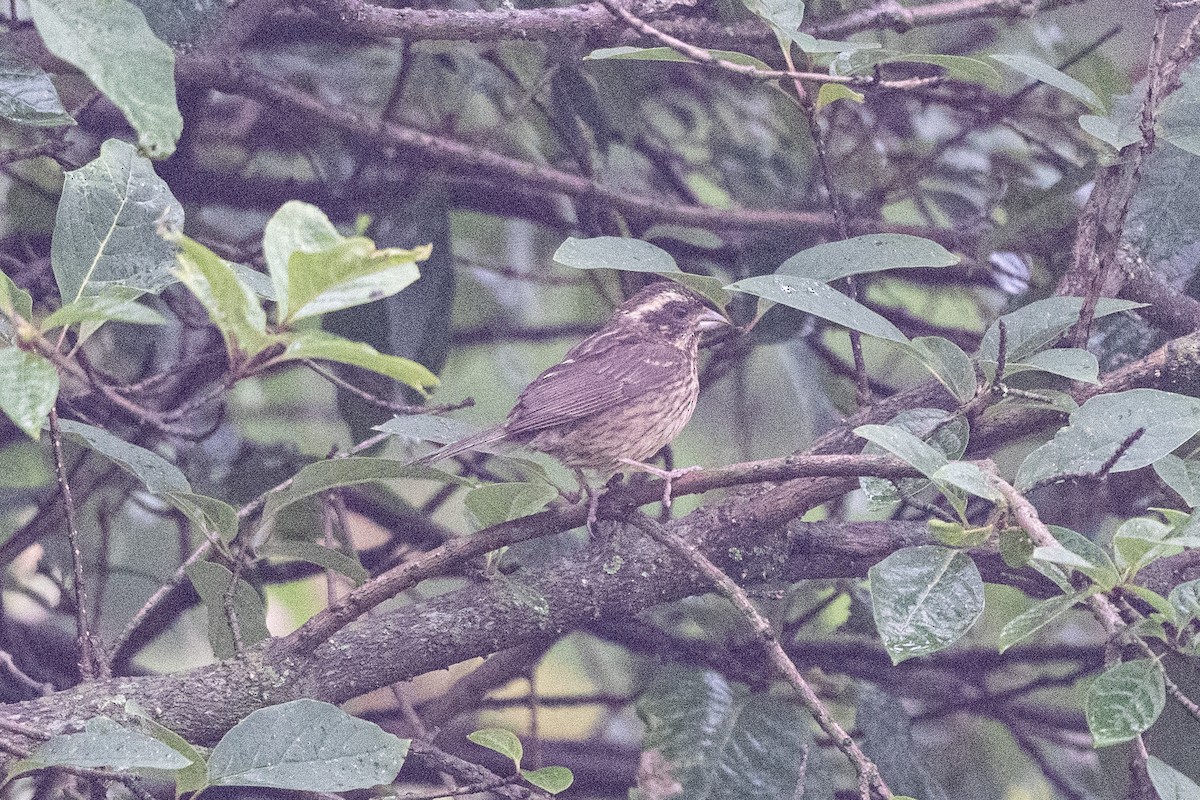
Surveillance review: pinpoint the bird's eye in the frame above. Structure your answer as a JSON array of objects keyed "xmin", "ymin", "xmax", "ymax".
[{"xmin": 672, "ymin": 306, "xmax": 689, "ymax": 320}]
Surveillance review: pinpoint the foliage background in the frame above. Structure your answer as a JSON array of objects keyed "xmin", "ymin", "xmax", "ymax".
[{"xmin": 1, "ymin": 0, "xmax": 1200, "ymax": 798}]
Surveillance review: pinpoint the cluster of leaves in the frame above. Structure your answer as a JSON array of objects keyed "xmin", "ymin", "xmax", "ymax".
[{"xmin": 4, "ymin": 0, "xmax": 1200, "ymax": 797}]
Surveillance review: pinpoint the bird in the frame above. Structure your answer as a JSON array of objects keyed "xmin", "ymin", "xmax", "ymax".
[{"xmin": 418, "ymin": 280, "xmax": 731, "ymax": 523}]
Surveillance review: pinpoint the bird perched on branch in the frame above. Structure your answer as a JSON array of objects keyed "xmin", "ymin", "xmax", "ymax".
[{"xmin": 419, "ymin": 280, "xmax": 730, "ymax": 523}]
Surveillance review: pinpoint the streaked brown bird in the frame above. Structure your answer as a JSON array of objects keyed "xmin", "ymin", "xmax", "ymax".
[{"xmin": 419, "ymin": 281, "xmax": 730, "ymax": 521}]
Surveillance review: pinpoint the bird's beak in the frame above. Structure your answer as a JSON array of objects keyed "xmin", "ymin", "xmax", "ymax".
[{"xmin": 697, "ymin": 307, "xmax": 731, "ymax": 332}]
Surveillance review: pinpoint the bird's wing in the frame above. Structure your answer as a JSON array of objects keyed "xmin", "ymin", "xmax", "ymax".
[{"xmin": 504, "ymin": 338, "xmax": 688, "ymax": 434}]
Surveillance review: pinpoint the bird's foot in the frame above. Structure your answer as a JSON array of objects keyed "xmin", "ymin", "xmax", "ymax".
[{"xmin": 617, "ymin": 459, "xmax": 702, "ymax": 509}]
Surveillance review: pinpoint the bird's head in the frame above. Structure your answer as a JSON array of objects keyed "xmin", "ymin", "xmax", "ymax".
[{"xmin": 615, "ymin": 281, "xmax": 730, "ymax": 350}]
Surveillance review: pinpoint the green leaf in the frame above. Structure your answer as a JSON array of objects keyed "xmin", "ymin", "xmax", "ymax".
[
  {"xmin": 908, "ymin": 336, "xmax": 976, "ymax": 403},
  {"xmin": 637, "ymin": 667, "xmax": 822, "ymax": 800},
  {"xmin": 24, "ymin": 717, "xmax": 191, "ymax": 772},
  {"xmin": 255, "ymin": 458, "xmax": 470, "ymax": 546},
  {"xmin": 584, "ymin": 46, "xmax": 772, "ymax": 71},
  {"xmin": 271, "ymin": 539, "xmax": 368, "ymax": 585},
  {"xmin": 1155, "ymin": 454, "xmax": 1200, "ymax": 507},
  {"xmin": 286, "ymin": 238, "xmax": 426, "ymax": 323},
  {"xmin": 1112, "ymin": 516, "xmax": 1182, "ymax": 576},
  {"xmin": 1030, "ymin": 525, "xmax": 1120, "ymax": 590},
  {"xmin": 859, "ymin": 408, "xmax": 968, "ymax": 507},
  {"xmin": 1004, "ymin": 348, "xmax": 1099, "ymax": 384},
  {"xmin": 990, "ymin": 53, "xmax": 1105, "ymax": 113},
  {"xmin": 56, "ymin": 418, "xmax": 190, "ymax": 494},
  {"xmin": 29, "ymin": 0, "xmax": 181, "ymax": 157},
  {"xmin": 0, "ymin": 47, "xmax": 74, "ymax": 127},
  {"xmin": 815, "ymin": 82, "xmax": 864, "ymax": 109},
  {"xmin": 0, "ymin": 269, "xmax": 34, "ymax": 321},
  {"xmin": 978, "ymin": 297, "xmax": 1143, "ymax": 367},
  {"xmin": 170, "ymin": 491, "xmax": 239, "ymax": 547},
  {"xmin": 998, "ymin": 589, "xmax": 1092, "ymax": 652},
  {"xmin": 856, "ymin": 686, "xmax": 950, "ymax": 800},
  {"xmin": 1080, "ymin": 113, "xmax": 1142, "ymax": 149},
  {"xmin": 931, "ymin": 462, "xmax": 1001, "ymax": 503},
  {"xmin": 374, "ymin": 413, "xmax": 483, "ymax": 445},
  {"xmin": 831, "ymin": 49, "xmax": 1003, "ymax": 89},
  {"xmin": 40, "ymin": 285, "xmax": 165, "ymax": 331},
  {"xmin": 229, "ymin": 262, "xmax": 276, "ymax": 301},
  {"xmin": 854, "ymin": 424, "xmax": 948, "ymax": 477},
  {"xmin": 262, "ymin": 200, "xmax": 431, "ymax": 325},
  {"xmin": 174, "ymin": 235, "xmax": 274, "ymax": 360},
  {"xmin": 468, "ymin": 728, "xmax": 523, "ymax": 768},
  {"xmin": 51, "ymin": 139, "xmax": 184, "ymax": 303},
  {"xmin": 463, "ymin": 482, "xmax": 559, "ymax": 530},
  {"xmin": 1085, "ymin": 659, "xmax": 1165, "ymax": 747},
  {"xmin": 775, "ymin": 234, "xmax": 959, "ymax": 282},
  {"xmin": 1147, "ymin": 757, "xmax": 1200, "ymax": 800},
  {"xmin": 869, "ymin": 545, "xmax": 984, "ymax": 664},
  {"xmin": 263, "ymin": 200, "xmax": 342, "ymax": 320},
  {"xmin": 552, "ymin": 236, "xmax": 679, "ymax": 273},
  {"xmin": 208, "ymin": 699, "xmax": 408, "ymax": 790},
  {"xmin": 123, "ymin": 703, "xmax": 208, "ymax": 793},
  {"xmin": 277, "ymin": 331, "xmax": 439, "ymax": 394},
  {"xmin": 0, "ymin": 349, "xmax": 58, "ymax": 439},
  {"xmin": 1016, "ymin": 389, "xmax": 1200, "ymax": 490},
  {"xmin": 184, "ymin": 560, "xmax": 269, "ymax": 658},
  {"xmin": 1169, "ymin": 578, "xmax": 1200, "ymax": 623},
  {"xmin": 522, "ymin": 766, "xmax": 574, "ymax": 794},
  {"xmin": 726, "ymin": 274, "xmax": 908, "ymax": 342}
]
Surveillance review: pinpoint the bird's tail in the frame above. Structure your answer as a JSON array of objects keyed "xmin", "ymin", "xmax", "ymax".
[{"xmin": 413, "ymin": 425, "xmax": 509, "ymax": 465}]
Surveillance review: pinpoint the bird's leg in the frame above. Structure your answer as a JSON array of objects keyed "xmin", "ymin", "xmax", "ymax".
[{"xmin": 617, "ymin": 459, "xmax": 702, "ymax": 509}]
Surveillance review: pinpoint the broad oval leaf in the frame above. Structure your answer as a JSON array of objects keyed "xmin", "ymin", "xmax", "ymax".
[
  {"xmin": 40, "ymin": 285, "xmax": 165, "ymax": 331},
  {"xmin": 585, "ymin": 46, "xmax": 772, "ymax": 71},
  {"xmin": 998, "ymin": 589, "xmax": 1091, "ymax": 653},
  {"xmin": 184, "ymin": 560, "xmax": 269, "ymax": 658},
  {"xmin": 56, "ymin": 418, "xmax": 190, "ymax": 495},
  {"xmin": 831, "ymin": 49, "xmax": 1003, "ymax": 89},
  {"xmin": 1005, "ymin": 348, "xmax": 1099, "ymax": 384},
  {"xmin": 869, "ymin": 545, "xmax": 984, "ymax": 664},
  {"xmin": 978, "ymin": 296, "xmax": 1144, "ymax": 366},
  {"xmin": 553, "ymin": 236, "xmax": 679, "ymax": 273},
  {"xmin": 271, "ymin": 539, "xmax": 368, "ymax": 585},
  {"xmin": 1085, "ymin": 659, "xmax": 1165, "ymax": 747},
  {"xmin": 0, "ymin": 349, "xmax": 58, "ymax": 439},
  {"xmin": 1147, "ymin": 756, "xmax": 1200, "ymax": 799},
  {"xmin": 286, "ymin": 239, "xmax": 426, "ymax": 323},
  {"xmin": 854, "ymin": 423, "xmax": 948, "ymax": 478},
  {"xmin": 1030, "ymin": 525, "xmax": 1120, "ymax": 590},
  {"xmin": 990, "ymin": 53, "xmax": 1105, "ymax": 113},
  {"xmin": 1168, "ymin": 578, "xmax": 1200, "ymax": 623},
  {"xmin": 522, "ymin": 766, "xmax": 574, "ymax": 794},
  {"xmin": 51, "ymin": 139, "xmax": 184, "ymax": 303},
  {"xmin": 30, "ymin": 0, "xmax": 181, "ymax": 156},
  {"xmin": 254, "ymin": 457, "xmax": 471, "ymax": 546},
  {"xmin": 726, "ymin": 274, "xmax": 908, "ymax": 342},
  {"xmin": 263, "ymin": 200, "xmax": 341, "ymax": 320},
  {"xmin": 908, "ymin": 336, "xmax": 976, "ymax": 403},
  {"xmin": 464, "ymin": 482, "xmax": 558, "ymax": 530},
  {"xmin": 278, "ymin": 331, "xmax": 439, "ymax": 394},
  {"xmin": 637, "ymin": 667, "xmax": 820, "ymax": 800},
  {"xmin": 1154, "ymin": 454, "xmax": 1200, "ymax": 508},
  {"xmin": 775, "ymin": 234, "xmax": 958, "ymax": 282},
  {"xmin": 1016, "ymin": 389, "xmax": 1200, "ymax": 490},
  {"xmin": 468, "ymin": 727, "xmax": 523, "ymax": 766},
  {"xmin": 208, "ymin": 699, "xmax": 409, "ymax": 790},
  {"xmin": 174, "ymin": 235, "xmax": 273, "ymax": 359},
  {"xmin": 25, "ymin": 717, "xmax": 190, "ymax": 771},
  {"xmin": 0, "ymin": 47, "xmax": 73, "ymax": 126}
]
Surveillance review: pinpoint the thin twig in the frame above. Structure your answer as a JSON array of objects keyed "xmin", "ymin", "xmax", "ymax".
[
  {"xmin": 627, "ymin": 514, "xmax": 892, "ymax": 799},
  {"xmin": 48, "ymin": 408, "xmax": 97, "ymax": 680}
]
